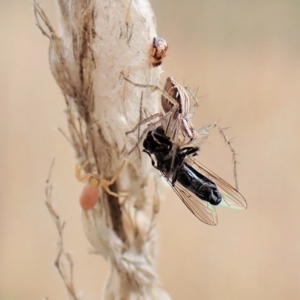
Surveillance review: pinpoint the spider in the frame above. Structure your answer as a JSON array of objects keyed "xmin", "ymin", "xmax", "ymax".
[
  {"xmin": 123, "ymin": 75, "xmax": 198, "ymax": 154},
  {"xmin": 76, "ymin": 161, "xmax": 125, "ymax": 210}
]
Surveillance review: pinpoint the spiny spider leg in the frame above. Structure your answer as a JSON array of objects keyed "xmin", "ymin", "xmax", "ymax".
[
  {"xmin": 184, "ymin": 85, "xmax": 204, "ymax": 107},
  {"xmin": 126, "ymin": 112, "xmax": 161, "ymax": 135},
  {"xmin": 121, "ymin": 73, "xmax": 180, "ymax": 109},
  {"xmin": 128, "ymin": 110, "xmax": 174, "ymax": 155},
  {"xmin": 197, "ymin": 122, "xmax": 240, "ymax": 190}
]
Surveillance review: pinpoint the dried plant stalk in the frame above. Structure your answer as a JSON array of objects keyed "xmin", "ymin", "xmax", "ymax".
[
  {"xmin": 34, "ymin": 0, "xmax": 170, "ymax": 299},
  {"xmin": 45, "ymin": 159, "xmax": 79, "ymax": 300}
]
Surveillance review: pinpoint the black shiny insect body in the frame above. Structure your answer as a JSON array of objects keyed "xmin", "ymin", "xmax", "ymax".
[
  {"xmin": 143, "ymin": 126, "xmax": 247, "ymax": 225},
  {"xmin": 143, "ymin": 126, "xmax": 222, "ymax": 206},
  {"xmin": 176, "ymin": 162, "xmax": 222, "ymax": 206}
]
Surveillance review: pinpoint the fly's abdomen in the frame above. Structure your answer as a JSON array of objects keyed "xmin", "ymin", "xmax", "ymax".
[{"xmin": 177, "ymin": 163, "xmax": 222, "ymax": 205}]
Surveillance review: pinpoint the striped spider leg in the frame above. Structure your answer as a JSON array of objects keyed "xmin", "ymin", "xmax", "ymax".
[
  {"xmin": 76, "ymin": 161, "xmax": 125, "ymax": 210},
  {"xmin": 196, "ymin": 122, "xmax": 240, "ymax": 190}
]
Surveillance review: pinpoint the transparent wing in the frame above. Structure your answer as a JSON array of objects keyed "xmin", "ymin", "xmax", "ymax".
[
  {"xmin": 187, "ymin": 157, "xmax": 247, "ymax": 209},
  {"xmin": 162, "ymin": 173, "xmax": 218, "ymax": 225}
]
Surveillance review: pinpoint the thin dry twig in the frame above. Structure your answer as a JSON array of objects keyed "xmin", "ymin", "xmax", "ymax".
[
  {"xmin": 45, "ymin": 159, "xmax": 79, "ymax": 300},
  {"xmin": 33, "ymin": 0, "xmax": 54, "ymax": 39}
]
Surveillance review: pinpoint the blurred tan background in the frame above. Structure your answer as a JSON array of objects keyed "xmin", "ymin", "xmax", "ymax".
[{"xmin": 0, "ymin": 0, "xmax": 298, "ymax": 299}]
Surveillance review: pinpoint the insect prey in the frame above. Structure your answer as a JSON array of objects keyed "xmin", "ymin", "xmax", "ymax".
[{"xmin": 143, "ymin": 126, "xmax": 247, "ymax": 225}]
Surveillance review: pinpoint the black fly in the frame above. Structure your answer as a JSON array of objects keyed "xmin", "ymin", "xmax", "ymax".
[{"xmin": 143, "ymin": 126, "xmax": 247, "ymax": 225}]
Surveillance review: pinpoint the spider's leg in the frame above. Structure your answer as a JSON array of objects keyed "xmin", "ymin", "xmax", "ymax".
[
  {"xmin": 126, "ymin": 112, "xmax": 161, "ymax": 135},
  {"xmin": 128, "ymin": 111, "xmax": 172, "ymax": 155},
  {"xmin": 75, "ymin": 161, "xmax": 90, "ymax": 182},
  {"xmin": 106, "ymin": 161, "xmax": 126, "ymax": 185},
  {"xmin": 197, "ymin": 121, "xmax": 240, "ymax": 190}
]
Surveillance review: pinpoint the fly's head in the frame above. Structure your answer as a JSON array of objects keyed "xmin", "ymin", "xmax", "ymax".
[{"xmin": 143, "ymin": 127, "xmax": 172, "ymax": 157}]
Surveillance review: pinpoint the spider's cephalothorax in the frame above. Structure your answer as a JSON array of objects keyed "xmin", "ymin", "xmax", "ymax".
[{"xmin": 161, "ymin": 77, "xmax": 198, "ymax": 145}]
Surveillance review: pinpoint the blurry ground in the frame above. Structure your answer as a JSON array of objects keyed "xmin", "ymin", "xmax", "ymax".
[{"xmin": 0, "ymin": 1, "xmax": 298, "ymax": 299}]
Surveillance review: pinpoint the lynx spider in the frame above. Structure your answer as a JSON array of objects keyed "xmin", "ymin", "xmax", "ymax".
[
  {"xmin": 123, "ymin": 74, "xmax": 240, "ymax": 190},
  {"xmin": 123, "ymin": 74, "xmax": 198, "ymax": 154}
]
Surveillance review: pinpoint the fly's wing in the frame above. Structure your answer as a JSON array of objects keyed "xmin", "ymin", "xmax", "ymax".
[
  {"xmin": 186, "ymin": 157, "xmax": 247, "ymax": 209},
  {"xmin": 162, "ymin": 173, "xmax": 218, "ymax": 225}
]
